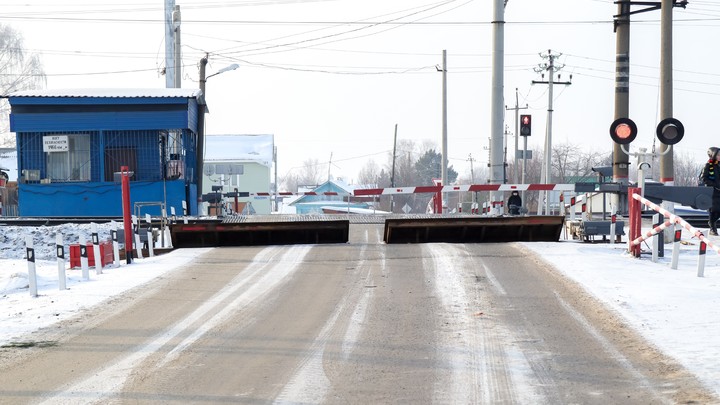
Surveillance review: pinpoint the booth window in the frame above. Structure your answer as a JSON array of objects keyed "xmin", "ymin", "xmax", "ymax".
[{"xmin": 46, "ymin": 134, "xmax": 91, "ymax": 182}]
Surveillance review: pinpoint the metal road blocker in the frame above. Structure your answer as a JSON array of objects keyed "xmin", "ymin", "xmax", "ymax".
[
  {"xmin": 171, "ymin": 216, "xmax": 349, "ymax": 248},
  {"xmin": 383, "ymin": 215, "xmax": 564, "ymax": 244}
]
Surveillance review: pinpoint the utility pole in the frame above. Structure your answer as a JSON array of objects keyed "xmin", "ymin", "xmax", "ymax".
[
  {"xmin": 611, "ymin": 0, "xmax": 687, "ymax": 215},
  {"xmin": 613, "ymin": 1, "xmax": 631, "ymax": 214},
  {"xmin": 164, "ymin": 0, "xmax": 176, "ymax": 88},
  {"xmin": 489, "ymin": 0, "xmax": 505, "ymax": 215},
  {"xmin": 532, "ymin": 50, "xmax": 571, "ymax": 215},
  {"xmin": 468, "ymin": 153, "xmax": 476, "ymax": 209},
  {"xmin": 273, "ymin": 146, "xmax": 278, "ymax": 212},
  {"xmin": 391, "ymin": 124, "xmax": 398, "ymax": 213},
  {"xmin": 172, "ymin": 5, "xmax": 181, "ymax": 88},
  {"xmin": 197, "ymin": 55, "xmax": 208, "ymax": 211},
  {"xmin": 440, "ymin": 50, "xmax": 448, "ymax": 214},
  {"xmin": 505, "ymin": 88, "xmax": 528, "ymax": 184}
]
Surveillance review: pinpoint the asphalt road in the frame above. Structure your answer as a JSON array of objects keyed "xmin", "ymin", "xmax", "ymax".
[{"xmin": 0, "ymin": 224, "xmax": 715, "ymax": 404}]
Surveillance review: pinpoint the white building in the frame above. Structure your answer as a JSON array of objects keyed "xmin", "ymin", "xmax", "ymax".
[{"xmin": 202, "ymin": 134, "xmax": 274, "ymax": 215}]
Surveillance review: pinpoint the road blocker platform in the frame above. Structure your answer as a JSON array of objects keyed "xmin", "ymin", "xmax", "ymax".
[
  {"xmin": 383, "ymin": 215, "xmax": 565, "ymax": 244},
  {"xmin": 171, "ymin": 215, "xmax": 350, "ymax": 247}
]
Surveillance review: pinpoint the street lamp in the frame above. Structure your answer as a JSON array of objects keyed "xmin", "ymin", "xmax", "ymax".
[{"xmin": 196, "ymin": 57, "xmax": 239, "ymax": 212}]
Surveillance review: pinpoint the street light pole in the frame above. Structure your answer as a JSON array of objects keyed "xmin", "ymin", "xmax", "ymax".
[{"xmin": 196, "ymin": 57, "xmax": 239, "ymax": 214}]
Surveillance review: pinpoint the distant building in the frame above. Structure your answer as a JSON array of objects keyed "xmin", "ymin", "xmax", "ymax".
[
  {"xmin": 8, "ymin": 89, "xmax": 203, "ymax": 217},
  {"xmin": 201, "ymin": 134, "xmax": 274, "ymax": 215},
  {"xmin": 286, "ymin": 179, "xmax": 377, "ymax": 214}
]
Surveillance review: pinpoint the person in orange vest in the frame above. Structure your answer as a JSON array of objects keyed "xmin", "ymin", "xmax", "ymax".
[{"xmin": 701, "ymin": 147, "xmax": 720, "ymax": 235}]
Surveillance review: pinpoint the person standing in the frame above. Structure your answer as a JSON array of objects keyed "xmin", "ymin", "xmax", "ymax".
[{"xmin": 701, "ymin": 147, "xmax": 720, "ymax": 235}]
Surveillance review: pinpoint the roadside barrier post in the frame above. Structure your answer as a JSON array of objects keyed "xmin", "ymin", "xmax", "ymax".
[
  {"xmin": 182, "ymin": 200, "xmax": 188, "ymax": 224},
  {"xmin": 26, "ymin": 235, "xmax": 37, "ymax": 297},
  {"xmin": 652, "ymin": 214, "xmax": 661, "ymax": 263},
  {"xmin": 111, "ymin": 227, "xmax": 120, "ymax": 267},
  {"xmin": 628, "ymin": 188, "xmax": 642, "ymax": 257},
  {"xmin": 671, "ymin": 226, "xmax": 681, "ymax": 270},
  {"xmin": 145, "ymin": 213, "xmax": 154, "ymax": 257},
  {"xmin": 610, "ymin": 207, "xmax": 616, "ymax": 245},
  {"xmin": 92, "ymin": 223, "xmax": 102, "ymax": 275},
  {"xmin": 121, "ymin": 165, "xmax": 133, "ymax": 264},
  {"xmin": 56, "ymin": 233, "xmax": 66, "ymax": 290},
  {"xmin": 698, "ymin": 241, "xmax": 707, "ymax": 277},
  {"xmin": 80, "ymin": 235, "xmax": 89, "ymax": 280},
  {"xmin": 133, "ymin": 215, "xmax": 143, "ymax": 260}
]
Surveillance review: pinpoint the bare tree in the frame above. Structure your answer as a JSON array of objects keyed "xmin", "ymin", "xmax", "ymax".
[
  {"xmin": 356, "ymin": 159, "xmax": 381, "ymax": 186},
  {"xmin": 0, "ymin": 24, "xmax": 46, "ymax": 140}
]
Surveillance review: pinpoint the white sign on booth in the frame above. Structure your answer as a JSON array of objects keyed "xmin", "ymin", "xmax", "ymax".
[{"xmin": 43, "ymin": 135, "xmax": 69, "ymax": 152}]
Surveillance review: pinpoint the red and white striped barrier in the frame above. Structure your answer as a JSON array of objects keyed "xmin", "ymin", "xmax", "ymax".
[
  {"xmin": 353, "ymin": 183, "xmax": 575, "ymax": 196},
  {"xmin": 631, "ymin": 192, "xmax": 716, "ymax": 276}
]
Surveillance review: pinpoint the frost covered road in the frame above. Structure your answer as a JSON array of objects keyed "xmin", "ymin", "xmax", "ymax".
[{"xmin": 0, "ymin": 224, "xmax": 713, "ymax": 404}]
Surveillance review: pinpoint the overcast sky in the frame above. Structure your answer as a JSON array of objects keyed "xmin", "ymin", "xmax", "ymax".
[{"xmin": 3, "ymin": 0, "xmax": 719, "ymax": 185}]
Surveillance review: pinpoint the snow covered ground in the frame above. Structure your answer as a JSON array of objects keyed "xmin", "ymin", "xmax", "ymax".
[{"xmin": 1, "ymin": 220, "xmax": 720, "ymax": 397}]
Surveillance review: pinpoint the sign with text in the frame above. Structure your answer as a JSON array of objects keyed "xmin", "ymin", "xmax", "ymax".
[{"xmin": 43, "ymin": 135, "xmax": 69, "ymax": 152}]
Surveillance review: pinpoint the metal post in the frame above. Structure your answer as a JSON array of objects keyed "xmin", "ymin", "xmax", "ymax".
[
  {"xmin": 112, "ymin": 228, "xmax": 120, "ymax": 267},
  {"xmin": 133, "ymin": 215, "xmax": 143, "ymax": 260},
  {"xmin": 697, "ymin": 241, "xmax": 707, "ymax": 277},
  {"xmin": 146, "ymin": 214, "xmax": 154, "ymax": 257}
]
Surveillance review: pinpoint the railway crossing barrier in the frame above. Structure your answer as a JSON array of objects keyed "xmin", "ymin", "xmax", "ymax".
[{"xmin": 630, "ymin": 190, "xmax": 714, "ymax": 277}]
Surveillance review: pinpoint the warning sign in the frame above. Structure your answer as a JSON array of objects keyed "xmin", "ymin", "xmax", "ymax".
[{"xmin": 43, "ymin": 135, "xmax": 69, "ymax": 152}]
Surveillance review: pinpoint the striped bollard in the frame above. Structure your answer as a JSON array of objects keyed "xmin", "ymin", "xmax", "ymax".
[
  {"xmin": 26, "ymin": 236, "xmax": 38, "ymax": 297},
  {"xmin": 56, "ymin": 233, "xmax": 66, "ymax": 290},
  {"xmin": 80, "ymin": 235, "xmax": 90, "ymax": 281},
  {"xmin": 92, "ymin": 223, "xmax": 102, "ymax": 275},
  {"xmin": 182, "ymin": 201, "xmax": 188, "ymax": 224},
  {"xmin": 698, "ymin": 240, "xmax": 707, "ymax": 278},
  {"xmin": 671, "ymin": 226, "xmax": 681, "ymax": 270},
  {"xmin": 610, "ymin": 208, "xmax": 616, "ymax": 245}
]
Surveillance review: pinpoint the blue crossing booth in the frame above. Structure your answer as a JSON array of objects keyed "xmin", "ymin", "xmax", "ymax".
[{"xmin": 8, "ymin": 88, "xmax": 202, "ymax": 217}]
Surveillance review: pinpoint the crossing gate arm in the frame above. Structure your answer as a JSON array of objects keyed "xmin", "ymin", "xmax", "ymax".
[{"xmin": 354, "ymin": 183, "xmax": 577, "ymax": 196}]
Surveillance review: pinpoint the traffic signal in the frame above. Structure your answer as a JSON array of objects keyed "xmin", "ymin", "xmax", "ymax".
[
  {"xmin": 656, "ymin": 118, "xmax": 684, "ymax": 145},
  {"xmin": 609, "ymin": 118, "xmax": 637, "ymax": 145},
  {"xmin": 520, "ymin": 114, "xmax": 532, "ymax": 136}
]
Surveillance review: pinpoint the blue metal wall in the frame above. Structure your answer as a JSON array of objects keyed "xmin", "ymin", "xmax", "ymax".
[{"xmin": 18, "ymin": 180, "xmax": 189, "ymax": 217}]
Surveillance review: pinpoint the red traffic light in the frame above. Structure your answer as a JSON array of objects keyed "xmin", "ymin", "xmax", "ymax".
[
  {"xmin": 609, "ymin": 118, "xmax": 637, "ymax": 145},
  {"xmin": 520, "ymin": 114, "xmax": 532, "ymax": 136},
  {"xmin": 656, "ymin": 117, "xmax": 684, "ymax": 145}
]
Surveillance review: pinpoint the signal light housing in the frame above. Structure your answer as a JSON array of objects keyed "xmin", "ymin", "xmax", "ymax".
[
  {"xmin": 656, "ymin": 118, "xmax": 684, "ymax": 145},
  {"xmin": 609, "ymin": 118, "xmax": 638, "ymax": 145},
  {"xmin": 520, "ymin": 114, "xmax": 532, "ymax": 136}
]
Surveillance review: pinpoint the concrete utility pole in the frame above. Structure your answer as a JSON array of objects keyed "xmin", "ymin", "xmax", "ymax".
[
  {"xmin": 172, "ymin": 5, "xmax": 181, "ymax": 88},
  {"xmin": 489, "ymin": 0, "xmax": 505, "ymax": 215},
  {"xmin": 164, "ymin": 0, "xmax": 176, "ymax": 88},
  {"xmin": 505, "ymin": 88, "xmax": 528, "ymax": 184},
  {"xmin": 532, "ymin": 50, "xmax": 571, "ymax": 215},
  {"xmin": 391, "ymin": 124, "xmax": 398, "ymax": 213},
  {"xmin": 440, "ymin": 50, "xmax": 448, "ymax": 213},
  {"xmin": 659, "ymin": 0, "xmax": 674, "ymax": 186},
  {"xmin": 613, "ymin": 0, "xmax": 631, "ymax": 214}
]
